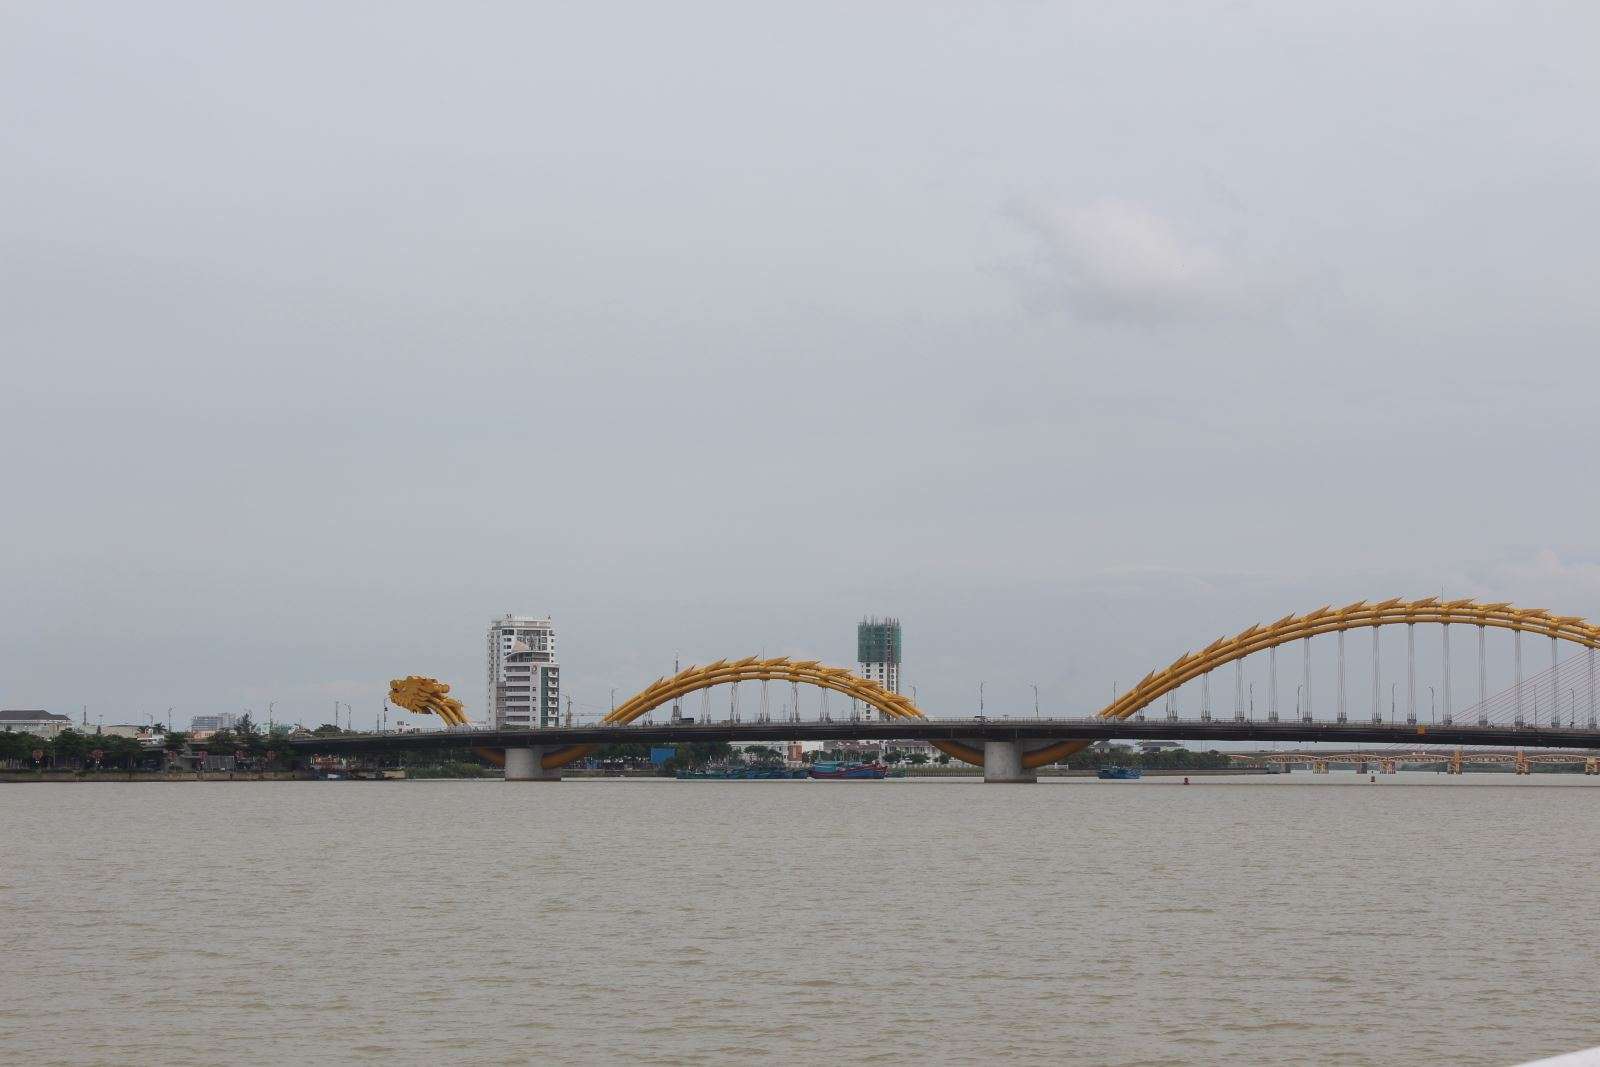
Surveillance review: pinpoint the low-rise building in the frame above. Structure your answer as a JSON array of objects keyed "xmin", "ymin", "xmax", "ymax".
[
  {"xmin": 189, "ymin": 713, "xmax": 237, "ymax": 733},
  {"xmin": 732, "ymin": 740, "xmax": 806, "ymax": 763},
  {"xmin": 882, "ymin": 738, "xmax": 938, "ymax": 760},
  {"xmin": 0, "ymin": 710, "xmax": 73, "ymax": 738},
  {"xmin": 96, "ymin": 724, "xmax": 156, "ymax": 740}
]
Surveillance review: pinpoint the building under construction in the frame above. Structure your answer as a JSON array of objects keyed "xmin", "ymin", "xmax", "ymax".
[{"xmin": 857, "ymin": 617, "xmax": 903, "ymax": 718}]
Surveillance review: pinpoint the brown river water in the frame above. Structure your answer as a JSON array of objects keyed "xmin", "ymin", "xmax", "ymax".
[{"xmin": 3, "ymin": 774, "xmax": 1598, "ymax": 1065}]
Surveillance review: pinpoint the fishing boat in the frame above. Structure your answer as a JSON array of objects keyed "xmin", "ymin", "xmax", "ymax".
[
  {"xmin": 1096, "ymin": 765, "xmax": 1142, "ymax": 780},
  {"xmin": 808, "ymin": 760, "xmax": 889, "ymax": 780},
  {"xmin": 675, "ymin": 764, "xmax": 806, "ymax": 780}
]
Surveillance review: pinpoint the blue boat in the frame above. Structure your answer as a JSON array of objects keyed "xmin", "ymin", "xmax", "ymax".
[
  {"xmin": 1097, "ymin": 765, "xmax": 1142, "ymax": 780},
  {"xmin": 675, "ymin": 764, "xmax": 806, "ymax": 780},
  {"xmin": 808, "ymin": 760, "xmax": 889, "ymax": 780}
]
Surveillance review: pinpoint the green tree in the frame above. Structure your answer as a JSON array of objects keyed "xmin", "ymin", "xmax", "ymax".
[
  {"xmin": 665, "ymin": 741, "xmax": 733, "ymax": 770},
  {"xmin": 0, "ymin": 730, "xmax": 40, "ymax": 761},
  {"xmin": 311, "ymin": 723, "xmax": 343, "ymax": 737},
  {"xmin": 594, "ymin": 742, "xmax": 652, "ymax": 764},
  {"xmin": 261, "ymin": 735, "xmax": 300, "ymax": 769},
  {"xmin": 110, "ymin": 735, "xmax": 153, "ymax": 770},
  {"xmin": 52, "ymin": 728, "xmax": 89, "ymax": 766},
  {"xmin": 234, "ymin": 714, "xmax": 264, "ymax": 755},
  {"xmin": 162, "ymin": 731, "xmax": 190, "ymax": 759}
]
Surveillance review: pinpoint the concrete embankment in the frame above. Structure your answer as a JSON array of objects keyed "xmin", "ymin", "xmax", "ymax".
[
  {"xmin": 899, "ymin": 765, "xmax": 1267, "ymax": 778},
  {"xmin": 1, "ymin": 771, "xmax": 317, "ymax": 783},
  {"xmin": 2, "ymin": 766, "xmax": 1270, "ymax": 783}
]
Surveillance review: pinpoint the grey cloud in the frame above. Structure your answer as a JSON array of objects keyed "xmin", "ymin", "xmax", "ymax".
[{"xmin": 1003, "ymin": 197, "xmax": 1272, "ymax": 324}]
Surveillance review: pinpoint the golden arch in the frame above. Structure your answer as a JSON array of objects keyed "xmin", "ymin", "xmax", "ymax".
[
  {"xmin": 389, "ymin": 675, "xmax": 514, "ymax": 767},
  {"xmin": 1020, "ymin": 597, "xmax": 1600, "ymax": 769},
  {"xmin": 541, "ymin": 656, "xmax": 981, "ymax": 769},
  {"xmin": 405, "ymin": 597, "xmax": 1600, "ymax": 774}
]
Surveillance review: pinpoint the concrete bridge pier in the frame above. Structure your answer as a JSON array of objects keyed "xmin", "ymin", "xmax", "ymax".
[
  {"xmin": 504, "ymin": 747, "xmax": 560, "ymax": 781},
  {"xmin": 983, "ymin": 741, "xmax": 1037, "ymax": 784}
]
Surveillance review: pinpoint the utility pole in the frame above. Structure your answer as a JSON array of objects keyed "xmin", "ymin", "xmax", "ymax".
[{"xmin": 671, "ymin": 654, "xmax": 682, "ymax": 724}]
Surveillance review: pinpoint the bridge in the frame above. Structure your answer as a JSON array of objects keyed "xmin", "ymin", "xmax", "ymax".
[
  {"xmin": 310, "ymin": 596, "xmax": 1600, "ymax": 782},
  {"xmin": 294, "ymin": 720, "xmax": 1600, "ymax": 780},
  {"xmin": 1242, "ymin": 749, "xmax": 1600, "ymax": 775}
]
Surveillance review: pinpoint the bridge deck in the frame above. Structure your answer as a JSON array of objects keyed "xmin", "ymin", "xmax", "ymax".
[{"xmin": 290, "ymin": 719, "xmax": 1600, "ymax": 753}]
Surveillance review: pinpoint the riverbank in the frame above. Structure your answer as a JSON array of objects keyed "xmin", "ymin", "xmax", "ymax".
[
  {"xmin": 1, "ymin": 770, "xmax": 316, "ymax": 783},
  {"xmin": 2, "ymin": 765, "xmax": 1274, "ymax": 783}
]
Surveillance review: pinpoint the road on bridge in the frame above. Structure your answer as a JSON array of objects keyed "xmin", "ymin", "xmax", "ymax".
[{"xmin": 290, "ymin": 718, "xmax": 1600, "ymax": 755}]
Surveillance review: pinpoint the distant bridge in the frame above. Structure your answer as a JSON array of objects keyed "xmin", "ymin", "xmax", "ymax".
[
  {"xmin": 368, "ymin": 596, "xmax": 1600, "ymax": 781},
  {"xmin": 1244, "ymin": 749, "xmax": 1600, "ymax": 775},
  {"xmin": 292, "ymin": 719, "xmax": 1600, "ymax": 780}
]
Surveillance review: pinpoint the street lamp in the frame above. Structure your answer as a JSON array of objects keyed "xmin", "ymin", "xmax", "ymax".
[
  {"xmin": 979, "ymin": 681, "xmax": 985, "ymax": 717},
  {"xmin": 1031, "ymin": 683, "xmax": 1040, "ymax": 719},
  {"xmin": 1390, "ymin": 683, "xmax": 1398, "ymax": 724},
  {"xmin": 1248, "ymin": 682, "xmax": 1255, "ymax": 719},
  {"xmin": 1428, "ymin": 686, "xmax": 1435, "ymax": 724}
]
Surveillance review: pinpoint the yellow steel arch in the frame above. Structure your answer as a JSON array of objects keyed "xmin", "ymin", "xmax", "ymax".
[
  {"xmin": 389, "ymin": 675, "xmax": 508, "ymax": 767},
  {"xmin": 389, "ymin": 676, "xmax": 469, "ymax": 726},
  {"xmin": 541, "ymin": 656, "xmax": 985, "ymax": 769},
  {"xmin": 1020, "ymin": 596, "xmax": 1600, "ymax": 769}
]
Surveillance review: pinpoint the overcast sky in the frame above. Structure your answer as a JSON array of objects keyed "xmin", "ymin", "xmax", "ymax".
[{"xmin": 4, "ymin": 2, "xmax": 1599, "ymax": 728}]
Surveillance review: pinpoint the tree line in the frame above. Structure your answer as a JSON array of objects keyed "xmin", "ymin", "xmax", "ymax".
[{"xmin": 0, "ymin": 712, "xmax": 309, "ymax": 771}]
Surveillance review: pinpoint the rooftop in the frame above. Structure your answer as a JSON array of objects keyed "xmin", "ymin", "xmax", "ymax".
[{"xmin": 0, "ymin": 709, "xmax": 71, "ymax": 722}]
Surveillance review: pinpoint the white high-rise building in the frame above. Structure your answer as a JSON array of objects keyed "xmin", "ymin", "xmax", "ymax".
[{"xmin": 487, "ymin": 615, "xmax": 560, "ymax": 729}]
